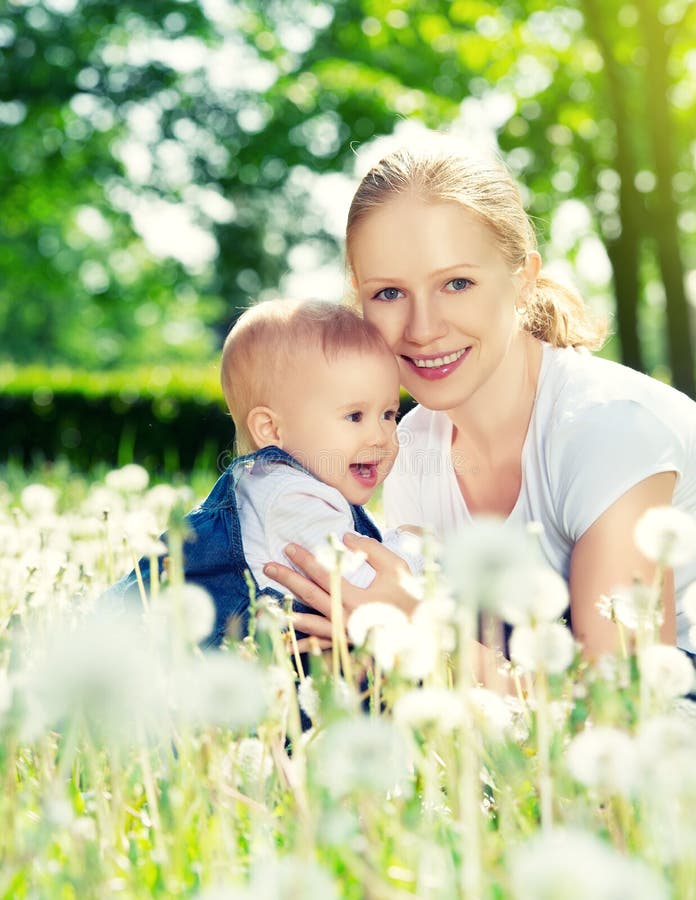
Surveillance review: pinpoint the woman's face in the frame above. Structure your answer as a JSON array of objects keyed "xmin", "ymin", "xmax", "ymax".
[{"xmin": 351, "ymin": 193, "xmax": 536, "ymax": 412}]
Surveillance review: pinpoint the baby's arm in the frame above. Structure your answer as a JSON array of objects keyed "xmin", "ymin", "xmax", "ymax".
[{"xmin": 264, "ymin": 487, "xmax": 384, "ymax": 590}]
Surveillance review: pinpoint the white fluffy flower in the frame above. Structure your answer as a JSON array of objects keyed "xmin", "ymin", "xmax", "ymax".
[
  {"xmin": 494, "ymin": 563, "xmax": 569, "ymax": 626},
  {"xmin": 105, "ymin": 463, "xmax": 150, "ymax": 493},
  {"xmin": 234, "ymin": 737, "xmax": 273, "ymax": 786},
  {"xmin": 634, "ymin": 506, "xmax": 696, "ymax": 567},
  {"xmin": 392, "ymin": 621, "xmax": 440, "ymax": 680},
  {"xmin": 120, "ymin": 510, "xmax": 165, "ymax": 557},
  {"xmin": 297, "ymin": 676, "xmax": 320, "ymax": 722},
  {"xmin": 248, "ymin": 856, "xmax": 340, "ymax": 900},
  {"xmin": 314, "ymin": 533, "xmax": 367, "ymax": 575},
  {"xmin": 640, "ymin": 644, "xmax": 694, "ymax": 698},
  {"xmin": 145, "ymin": 484, "xmax": 182, "ymax": 522},
  {"xmin": 393, "ymin": 687, "xmax": 463, "ymax": 733},
  {"xmin": 81, "ymin": 485, "xmax": 126, "ymax": 519},
  {"xmin": 566, "ymin": 726, "xmax": 638, "ymax": 796},
  {"xmin": 171, "ymin": 652, "xmax": 268, "ymax": 730},
  {"xmin": 151, "ymin": 584, "xmax": 216, "ymax": 646},
  {"xmin": 20, "ymin": 483, "xmax": 57, "ymax": 517},
  {"xmin": 635, "ymin": 714, "xmax": 696, "ymax": 862},
  {"xmin": 347, "ymin": 602, "xmax": 410, "ymax": 671},
  {"xmin": 311, "ymin": 717, "xmax": 413, "ymax": 798},
  {"xmin": 467, "ymin": 687, "xmax": 513, "ymax": 740},
  {"xmin": 509, "ymin": 622, "xmax": 576, "ymax": 674},
  {"xmin": 22, "ymin": 611, "xmax": 165, "ymax": 743},
  {"xmin": 509, "ymin": 827, "xmax": 669, "ymax": 900},
  {"xmin": 636, "ymin": 713, "xmax": 696, "ymax": 771},
  {"xmin": 0, "ymin": 669, "xmax": 12, "ymax": 718},
  {"xmin": 442, "ymin": 518, "xmax": 533, "ymax": 609}
]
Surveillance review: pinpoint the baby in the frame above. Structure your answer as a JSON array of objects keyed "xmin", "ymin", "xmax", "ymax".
[
  {"xmin": 106, "ymin": 298, "xmax": 419, "ymax": 644},
  {"xmin": 221, "ymin": 297, "xmax": 420, "ymax": 596}
]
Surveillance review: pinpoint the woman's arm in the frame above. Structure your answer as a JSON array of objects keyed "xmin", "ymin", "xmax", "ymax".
[
  {"xmin": 568, "ymin": 471, "xmax": 677, "ymax": 658},
  {"xmin": 265, "ymin": 535, "xmax": 515, "ymax": 692},
  {"xmin": 263, "ymin": 533, "xmax": 418, "ymax": 639}
]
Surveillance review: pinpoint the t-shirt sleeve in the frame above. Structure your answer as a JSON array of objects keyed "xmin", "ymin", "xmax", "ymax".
[
  {"xmin": 265, "ymin": 483, "xmax": 378, "ymax": 589},
  {"xmin": 552, "ymin": 399, "xmax": 683, "ymax": 542}
]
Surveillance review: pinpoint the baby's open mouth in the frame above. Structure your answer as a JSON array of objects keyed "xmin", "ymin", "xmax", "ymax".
[{"xmin": 349, "ymin": 462, "xmax": 378, "ymax": 485}]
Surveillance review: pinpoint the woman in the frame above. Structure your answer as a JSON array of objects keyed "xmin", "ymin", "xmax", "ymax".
[{"xmin": 263, "ymin": 139, "xmax": 696, "ymax": 659}]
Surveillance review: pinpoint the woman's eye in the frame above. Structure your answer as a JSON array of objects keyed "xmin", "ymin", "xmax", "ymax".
[
  {"xmin": 373, "ymin": 287, "xmax": 403, "ymax": 302},
  {"xmin": 445, "ymin": 277, "xmax": 473, "ymax": 292},
  {"xmin": 346, "ymin": 411, "xmax": 363, "ymax": 423}
]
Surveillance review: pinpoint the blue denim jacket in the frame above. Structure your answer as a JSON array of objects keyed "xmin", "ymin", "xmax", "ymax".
[{"xmin": 103, "ymin": 446, "xmax": 383, "ymax": 647}]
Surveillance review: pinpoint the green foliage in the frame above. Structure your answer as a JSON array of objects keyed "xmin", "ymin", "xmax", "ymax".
[
  {"xmin": 1, "ymin": 473, "xmax": 695, "ymax": 896},
  {"xmin": 1, "ymin": 0, "xmax": 695, "ymax": 389},
  {"xmin": 0, "ymin": 363, "xmax": 231, "ymax": 473}
]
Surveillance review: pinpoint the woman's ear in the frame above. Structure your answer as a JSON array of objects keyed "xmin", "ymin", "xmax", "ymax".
[
  {"xmin": 523, "ymin": 250, "xmax": 542, "ymax": 284},
  {"xmin": 247, "ymin": 406, "xmax": 282, "ymax": 450}
]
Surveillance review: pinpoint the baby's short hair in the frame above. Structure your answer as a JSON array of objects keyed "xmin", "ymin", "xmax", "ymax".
[{"xmin": 221, "ymin": 298, "xmax": 392, "ymax": 454}]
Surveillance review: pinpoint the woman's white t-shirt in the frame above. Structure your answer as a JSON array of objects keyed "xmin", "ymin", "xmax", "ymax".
[{"xmin": 383, "ymin": 344, "xmax": 696, "ymax": 651}]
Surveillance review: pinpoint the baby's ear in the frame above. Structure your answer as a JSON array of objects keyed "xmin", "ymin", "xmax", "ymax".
[{"xmin": 247, "ymin": 406, "xmax": 282, "ymax": 449}]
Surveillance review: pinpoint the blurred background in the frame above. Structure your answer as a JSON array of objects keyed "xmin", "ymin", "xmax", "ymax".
[{"xmin": 1, "ymin": 0, "xmax": 695, "ymax": 473}]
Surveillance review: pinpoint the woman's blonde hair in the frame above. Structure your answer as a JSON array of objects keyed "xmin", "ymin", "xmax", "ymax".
[
  {"xmin": 221, "ymin": 298, "xmax": 392, "ymax": 454},
  {"xmin": 346, "ymin": 140, "xmax": 607, "ymax": 350}
]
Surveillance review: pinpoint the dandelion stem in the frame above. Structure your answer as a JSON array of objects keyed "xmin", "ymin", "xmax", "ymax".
[
  {"xmin": 535, "ymin": 667, "xmax": 554, "ymax": 830},
  {"xmin": 132, "ymin": 553, "xmax": 149, "ymax": 614},
  {"xmin": 285, "ymin": 610, "xmax": 305, "ymax": 682}
]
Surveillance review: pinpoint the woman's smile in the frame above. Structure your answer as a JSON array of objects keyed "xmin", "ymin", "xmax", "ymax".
[{"xmin": 401, "ymin": 346, "xmax": 472, "ymax": 380}]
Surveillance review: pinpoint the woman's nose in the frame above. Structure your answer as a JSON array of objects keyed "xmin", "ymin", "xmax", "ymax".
[{"xmin": 403, "ymin": 298, "xmax": 447, "ymax": 346}]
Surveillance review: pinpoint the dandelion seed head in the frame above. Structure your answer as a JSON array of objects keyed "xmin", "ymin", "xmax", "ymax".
[
  {"xmin": 640, "ymin": 644, "xmax": 694, "ymax": 698},
  {"xmin": 393, "ymin": 687, "xmax": 463, "ymax": 733},
  {"xmin": 314, "ymin": 534, "xmax": 367, "ymax": 575},
  {"xmin": 393, "ymin": 623, "xmax": 439, "ymax": 680},
  {"xmin": 81, "ymin": 485, "xmax": 126, "ymax": 519},
  {"xmin": 398, "ymin": 569, "xmax": 425, "ymax": 601},
  {"xmin": 509, "ymin": 827, "xmax": 669, "ymax": 900},
  {"xmin": 20, "ymin": 483, "xmax": 58, "ymax": 517},
  {"xmin": 346, "ymin": 602, "xmax": 410, "ymax": 671},
  {"xmin": 145, "ymin": 484, "xmax": 181, "ymax": 521},
  {"xmin": 171, "ymin": 653, "xmax": 268, "ymax": 731},
  {"xmin": 105, "ymin": 464, "xmax": 150, "ymax": 494},
  {"xmin": 312, "ymin": 717, "xmax": 413, "ymax": 799},
  {"xmin": 22, "ymin": 611, "xmax": 165, "ymax": 744},
  {"xmin": 566, "ymin": 726, "xmax": 638, "ymax": 796},
  {"xmin": 151, "ymin": 584, "xmax": 216, "ymax": 646},
  {"xmin": 634, "ymin": 506, "xmax": 696, "ymax": 567},
  {"xmin": 467, "ymin": 687, "xmax": 513, "ymax": 740},
  {"xmin": 264, "ymin": 664, "xmax": 295, "ymax": 721},
  {"xmin": 442, "ymin": 518, "xmax": 536, "ymax": 609},
  {"xmin": 234, "ymin": 737, "xmax": 273, "ymax": 786},
  {"xmin": 494, "ymin": 564, "xmax": 569, "ymax": 626},
  {"xmin": 249, "ymin": 856, "xmax": 341, "ymax": 900},
  {"xmin": 297, "ymin": 675, "xmax": 320, "ymax": 722},
  {"xmin": 509, "ymin": 622, "xmax": 576, "ymax": 674}
]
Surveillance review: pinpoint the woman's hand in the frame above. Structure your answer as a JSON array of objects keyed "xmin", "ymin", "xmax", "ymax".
[{"xmin": 263, "ymin": 533, "xmax": 417, "ymax": 644}]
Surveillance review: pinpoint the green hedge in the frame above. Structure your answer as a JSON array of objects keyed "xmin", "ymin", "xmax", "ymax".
[
  {"xmin": 0, "ymin": 363, "xmax": 234, "ymax": 474},
  {"xmin": 1, "ymin": 364, "xmax": 416, "ymax": 473}
]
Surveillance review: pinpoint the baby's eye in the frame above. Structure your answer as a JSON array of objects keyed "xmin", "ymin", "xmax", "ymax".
[
  {"xmin": 346, "ymin": 411, "xmax": 363, "ymax": 423},
  {"xmin": 383, "ymin": 409, "xmax": 399, "ymax": 422},
  {"xmin": 372, "ymin": 287, "xmax": 404, "ymax": 302},
  {"xmin": 445, "ymin": 277, "xmax": 473, "ymax": 292}
]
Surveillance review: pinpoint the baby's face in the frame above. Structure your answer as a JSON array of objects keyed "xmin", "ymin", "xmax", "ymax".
[{"xmin": 276, "ymin": 348, "xmax": 401, "ymax": 505}]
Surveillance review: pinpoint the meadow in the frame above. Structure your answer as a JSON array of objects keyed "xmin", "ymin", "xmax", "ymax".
[{"xmin": 2, "ymin": 461, "xmax": 696, "ymax": 899}]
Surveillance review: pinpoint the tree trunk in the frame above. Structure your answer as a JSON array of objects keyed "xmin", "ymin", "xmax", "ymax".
[
  {"xmin": 635, "ymin": 0, "xmax": 695, "ymax": 395},
  {"xmin": 580, "ymin": 0, "xmax": 644, "ymax": 372}
]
